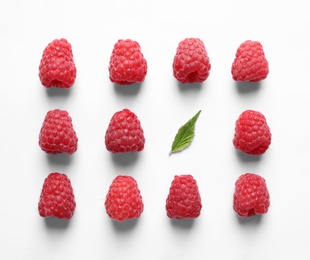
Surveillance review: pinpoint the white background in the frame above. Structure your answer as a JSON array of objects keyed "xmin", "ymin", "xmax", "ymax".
[{"xmin": 1, "ymin": 0, "xmax": 310, "ymax": 259}]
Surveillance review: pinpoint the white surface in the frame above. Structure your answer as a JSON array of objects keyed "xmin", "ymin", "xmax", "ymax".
[{"xmin": 1, "ymin": 0, "xmax": 310, "ymax": 259}]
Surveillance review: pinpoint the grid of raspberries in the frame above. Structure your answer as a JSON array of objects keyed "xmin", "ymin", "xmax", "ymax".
[{"xmin": 37, "ymin": 38, "xmax": 272, "ymax": 222}]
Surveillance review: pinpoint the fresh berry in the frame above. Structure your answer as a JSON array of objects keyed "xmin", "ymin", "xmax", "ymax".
[
  {"xmin": 38, "ymin": 172, "xmax": 76, "ymax": 220},
  {"xmin": 231, "ymin": 40, "xmax": 269, "ymax": 82},
  {"xmin": 105, "ymin": 109, "xmax": 145, "ymax": 153},
  {"xmin": 39, "ymin": 109, "xmax": 78, "ymax": 155},
  {"xmin": 39, "ymin": 38, "xmax": 77, "ymax": 88},
  {"xmin": 166, "ymin": 175, "xmax": 202, "ymax": 219},
  {"xmin": 109, "ymin": 39, "xmax": 147, "ymax": 85},
  {"xmin": 233, "ymin": 173, "xmax": 270, "ymax": 218},
  {"xmin": 233, "ymin": 110, "xmax": 271, "ymax": 155},
  {"xmin": 105, "ymin": 175, "xmax": 144, "ymax": 222},
  {"xmin": 173, "ymin": 38, "xmax": 211, "ymax": 83}
]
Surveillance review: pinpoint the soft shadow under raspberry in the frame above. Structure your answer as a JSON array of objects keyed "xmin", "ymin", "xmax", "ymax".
[
  {"xmin": 113, "ymin": 82, "xmax": 142, "ymax": 95},
  {"xmin": 236, "ymin": 214, "xmax": 263, "ymax": 225},
  {"xmin": 111, "ymin": 152, "xmax": 140, "ymax": 167},
  {"xmin": 235, "ymin": 150, "xmax": 262, "ymax": 162},
  {"xmin": 111, "ymin": 218, "xmax": 138, "ymax": 232},
  {"xmin": 44, "ymin": 217, "xmax": 71, "ymax": 229},
  {"xmin": 170, "ymin": 218, "xmax": 195, "ymax": 229},
  {"xmin": 177, "ymin": 81, "xmax": 203, "ymax": 92},
  {"xmin": 45, "ymin": 86, "xmax": 72, "ymax": 97},
  {"xmin": 46, "ymin": 153, "xmax": 73, "ymax": 166},
  {"xmin": 235, "ymin": 81, "xmax": 261, "ymax": 94}
]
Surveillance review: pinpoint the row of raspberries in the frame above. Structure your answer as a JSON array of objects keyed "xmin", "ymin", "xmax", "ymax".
[
  {"xmin": 38, "ymin": 108, "xmax": 145, "ymax": 154},
  {"xmin": 38, "ymin": 173, "xmax": 270, "ymax": 221},
  {"xmin": 39, "ymin": 38, "xmax": 269, "ymax": 88},
  {"xmin": 39, "ymin": 109, "xmax": 271, "ymax": 156}
]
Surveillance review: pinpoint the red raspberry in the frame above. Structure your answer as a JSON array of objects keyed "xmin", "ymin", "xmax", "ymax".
[
  {"xmin": 109, "ymin": 39, "xmax": 147, "ymax": 85},
  {"xmin": 39, "ymin": 109, "xmax": 78, "ymax": 155},
  {"xmin": 233, "ymin": 110, "xmax": 271, "ymax": 155},
  {"xmin": 233, "ymin": 173, "xmax": 270, "ymax": 218},
  {"xmin": 105, "ymin": 175, "xmax": 144, "ymax": 222},
  {"xmin": 105, "ymin": 109, "xmax": 145, "ymax": 153},
  {"xmin": 166, "ymin": 175, "xmax": 202, "ymax": 219},
  {"xmin": 38, "ymin": 172, "xmax": 76, "ymax": 220},
  {"xmin": 39, "ymin": 38, "xmax": 77, "ymax": 88},
  {"xmin": 231, "ymin": 40, "xmax": 269, "ymax": 82},
  {"xmin": 173, "ymin": 38, "xmax": 211, "ymax": 83}
]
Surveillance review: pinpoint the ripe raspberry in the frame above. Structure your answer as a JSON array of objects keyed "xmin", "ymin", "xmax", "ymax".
[
  {"xmin": 231, "ymin": 40, "xmax": 269, "ymax": 82},
  {"xmin": 39, "ymin": 109, "xmax": 78, "ymax": 155},
  {"xmin": 233, "ymin": 173, "xmax": 270, "ymax": 218},
  {"xmin": 105, "ymin": 109, "xmax": 145, "ymax": 153},
  {"xmin": 38, "ymin": 172, "xmax": 76, "ymax": 220},
  {"xmin": 233, "ymin": 110, "xmax": 271, "ymax": 155},
  {"xmin": 109, "ymin": 39, "xmax": 147, "ymax": 85},
  {"xmin": 166, "ymin": 175, "xmax": 202, "ymax": 219},
  {"xmin": 173, "ymin": 38, "xmax": 211, "ymax": 83},
  {"xmin": 105, "ymin": 175, "xmax": 144, "ymax": 222},
  {"xmin": 39, "ymin": 38, "xmax": 76, "ymax": 88}
]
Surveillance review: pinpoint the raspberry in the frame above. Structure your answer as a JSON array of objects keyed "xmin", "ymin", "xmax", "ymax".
[
  {"xmin": 166, "ymin": 175, "xmax": 202, "ymax": 219},
  {"xmin": 105, "ymin": 175, "xmax": 144, "ymax": 222},
  {"xmin": 38, "ymin": 172, "xmax": 76, "ymax": 220},
  {"xmin": 39, "ymin": 109, "xmax": 78, "ymax": 155},
  {"xmin": 105, "ymin": 109, "xmax": 145, "ymax": 153},
  {"xmin": 233, "ymin": 110, "xmax": 271, "ymax": 155},
  {"xmin": 233, "ymin": 173, "xmax": 270, "ymax": 218},
  {"xmin": 109, "ymin": 39, "xmax": 147, "ymax": 85},
  {"xmin": 231, "ymin": 40, "xmax": 269, "ymax": 82},
  {"xmin": 39, "ymin": 38, "xmax": 77, "ymax": 88},
  {"xmin": 173, "ymin": 38, "xmax": 211, "ymax": 83}
]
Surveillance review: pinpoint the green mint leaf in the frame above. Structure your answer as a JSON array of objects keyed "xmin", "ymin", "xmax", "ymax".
[{"xmin": 170, "ymin": 110, "xmax": 201, "ymax": 154}]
